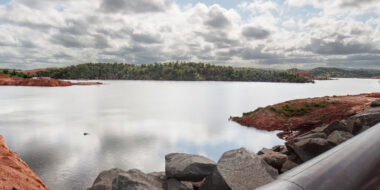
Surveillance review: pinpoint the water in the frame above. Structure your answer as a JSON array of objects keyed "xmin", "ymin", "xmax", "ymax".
[{"xmin": 0, "ymin": 78, "xmax": 378, "ymax": 190}]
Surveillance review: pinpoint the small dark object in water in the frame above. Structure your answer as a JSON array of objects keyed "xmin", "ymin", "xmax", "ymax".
[
  {"xmin": 370, "ymin": 101, "xmax": 380, "ymax": 107},
  {"xmin": 83, "ymin": 132, "xmax": 89, "ymax": 136},
  {"xmin": 12, "ymin": 187, "xmax": 19, "ymax": 190}
]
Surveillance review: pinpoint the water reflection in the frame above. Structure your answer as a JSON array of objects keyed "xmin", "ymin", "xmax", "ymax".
[{"xmin": 0, "ymin": 79, "xmax": 378, "ymax": 190}]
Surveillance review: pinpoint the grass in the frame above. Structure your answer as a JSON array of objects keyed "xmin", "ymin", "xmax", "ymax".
[{"xmin": 269, "ymin": 100, "xmax": 329, "ymax": 117}]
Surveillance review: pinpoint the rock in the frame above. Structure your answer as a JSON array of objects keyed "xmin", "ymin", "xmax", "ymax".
[
  {"xmin": 200, "ymin": 148, "xmax": 278, "ymax": 190},
  {"xmin": 327, "ymin": 130, "xmax": 353, "ymax": 145},
  {"xmin": 259, "ymin": 152, "xmax": 288, "ymax": 171},
  {"xmin": 352, "ymin": 107, "xmax": 380, "ymax": 134},
  {"xmin": 370, "ymin": 101, "xmax": 380, "ymax": 107},
  {"xmin": 286, "ymin": 152, "xmax": 302, "ymax": 164},
  {"xmin": 271, "ymin": 145, "xmax": 287, "ymax": 154},
  {"xmin": 87, "ymin": 168, "xmax": 125, "ymax": 190},
  {"xmin": 280, "ymin": 160, "xmax": 298, "ymax": 173},
  {"xmin": 165, "ymin": 153, "xmax": 216, "ymax": 182},
  {"xmin": 112, "ymin": 169, "xmax": 165, "ymax": 190},
  {"xmin": 311, "ymin": 120, "xmax": 353, "ymax": 136},
  {"xmin": 286, "ymin": 137, "xmax": 334, "ymax": 162},
  {"xmin": 147, "ymin": 172, "xmax": 166, "ymax": 181},
  {"xmin": 166, "ymin": 178, "xmax": 193, "ymax": 190},
  {"xmin": 257, "ymin": 148, "xmax": 274, "ymax": 155},
  {"xmin": 296, "ymin": 132, "xmax": 327, "ymax": 140}
]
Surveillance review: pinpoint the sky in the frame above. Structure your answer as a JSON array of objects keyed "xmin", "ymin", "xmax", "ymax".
[{"xmin": 0, "ymin": 0, "xmax": 379, "ymax": 69}]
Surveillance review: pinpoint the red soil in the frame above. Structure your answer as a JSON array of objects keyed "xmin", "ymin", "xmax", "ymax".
[
  {"xmin": 0, "ymin": 75, "xmax": 101, "ymax": 87},
  {"xmin": 295, "ymin": 70, "xmax": 314, "ymax": 80},
  {"xmin": 0, "ymin": 136, "xmax": 49, "ymax": 190},
  {"xmin": 22, "ymin": 69, "xmax": 47, "ymax": 75},
  {"xmin": 232, "ymin": 93, "xmax": 380, "ymax": 141}
]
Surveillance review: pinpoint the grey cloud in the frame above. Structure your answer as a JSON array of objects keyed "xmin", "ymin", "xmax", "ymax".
[
  {"xmin": 340, "ymin": 0, "xmax": 378, "ymax": 7},
  {"xmin": 21, "ymin": 40, "xmax": 36, "ymax": 48},
  {"xmin": 94, "ymin": 35, "xmax": 110, "ymax": 49},
  {"xmin": 131, "ymin": 33, "xmax": 163, "ymax": 44},
  {"xmin": 104, "ymin": 44, "xmax": 166, "ymax": 64},
  {"xmin": 100, "ymin": 0, "xmax": 173, "ymax": 14},
  {"xmin": 196, "ymin": 31, "xmax": 239, "ymax": 48},
  {"xmin": 204, "ymin": 6, "xmax": 231, "ymax": 29},
  {"xmin": 50, "ymin": 34, "xmax": 87, "ymax": 48},
  {"xmin": 239, "ymin": 46, "xmax": 282, "ymax": 60},
  {"xmin": 304, "ymin": 36, "xmax": 378, "ymax": 55},
  {"xmin": 242, "ymin": 26, "xmax": 270, "ymax": 40}
]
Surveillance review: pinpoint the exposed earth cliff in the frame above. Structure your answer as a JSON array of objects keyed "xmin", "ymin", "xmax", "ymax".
[{"xmin": 0, "ymin": 136, "xmax": 49, "ymax": 190}]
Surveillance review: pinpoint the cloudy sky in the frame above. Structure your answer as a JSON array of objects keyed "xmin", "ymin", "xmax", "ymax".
[{"xmin": 0, "ymin": 0, "xmax": 379, "ymax": 69}]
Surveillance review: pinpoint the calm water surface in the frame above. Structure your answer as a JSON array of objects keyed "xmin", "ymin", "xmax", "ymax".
[{"xmin": 0, "ymin": 79, "xmax": 379, "ymax": 190}]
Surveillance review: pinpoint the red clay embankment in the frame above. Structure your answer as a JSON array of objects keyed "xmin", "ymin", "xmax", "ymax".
[
  {"xmin": 232, "ymin": 93, "xmax": 380, "ymax": 140},
  {"xmin": 0, "ymin": 136, "xmax": 49, "ymax": 190},
  {"xmin": 0, "ymin": 75, "xmax": 101, "ymax": 87}
]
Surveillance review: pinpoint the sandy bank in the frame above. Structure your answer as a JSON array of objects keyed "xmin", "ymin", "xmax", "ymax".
[
  {"xmin": 232, "ymin": 93, "xmax": 380, "ymax": 140},
  {"xmin": 0, "ymin": 136, "xmax": 49, "ymax": 190},
  {"xmin": 0, "ymin": 75, "xmax": 101, "ymax": 87}
]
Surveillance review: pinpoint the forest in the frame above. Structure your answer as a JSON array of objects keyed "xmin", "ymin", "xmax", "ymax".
[
  {"xmin": 309, "ymin": 67, "xmax": 380, "ymax": 79},
  {"xmin": 36, "ymin": 62, "xmax": 312, "ymax": 83}
]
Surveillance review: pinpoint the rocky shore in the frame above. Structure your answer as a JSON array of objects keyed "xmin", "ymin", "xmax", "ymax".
[
  {"xmin": 0, "ymin": 75, "xmax": 102, "ymax": 87},
  {"xmin": 86, "ymin": 103, "xmax": 380, "ymax": 190},
  {"xmin": 231, "ymin": 93, "xmax": 380, "ymax": 140}
]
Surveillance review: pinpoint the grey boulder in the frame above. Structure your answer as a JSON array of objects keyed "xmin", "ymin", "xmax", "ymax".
[
  {"xmin": 257, "ymin": 148, "xmax": 274, "ymax": 155},
  {"xmin": 352, "ymin": 107, "xmax": 380, "ymax": 134},
  {"xmin": 87, "ymin": 168, "xmax": 125, "ymax": 190},
  {"xmin": 201, "ymin": 148, "xmax": 278, "ymax": 190},
  {"xmin": 166, "ymin": 178, "xmax": 193, "ymax": 190},
  {"xmin": 280, "ymin": 160, "xmax": 298, "ymax": 173},
  {"xmin": 271, "ymin": 145, "xmax": 288, "ymax": 154},
  {"xmin": 112, "ymin": 169, "xmax": 165, "ymax": 190},
  {"xmin": 286, "ymin": 137, "xmax": 334, "ymax": 162},
  {"xmin": 311, "ymin": 120, "xmax": 353, "ymax": 135},
  {"xmin": 259, "ymin": 152, "xmax": 288, "ymax": 171},
  {"xmin": 327, "ymin": 130, "xmax": 353, "ymax": 145},
  {"xmin": 165, "ymin": 153, "xmax": 216, "ymax": 182}
]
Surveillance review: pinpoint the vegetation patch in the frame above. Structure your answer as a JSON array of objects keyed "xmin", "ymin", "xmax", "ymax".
[
  {"xmin": 0, "ymin": 69, "xmax": 32, "ymax": 78},
  {"xmin": 269, "ymin": 100, "xmax": 330, "ymax": 117}
]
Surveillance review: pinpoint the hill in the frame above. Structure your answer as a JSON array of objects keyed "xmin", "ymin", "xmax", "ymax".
[
  {"xmin": 35, "ymin": 62, "xmax": 312, "ymax": 83},
  {"xmin": 309, "ymin": 67, "xmax": 380, "ymax": 79}
]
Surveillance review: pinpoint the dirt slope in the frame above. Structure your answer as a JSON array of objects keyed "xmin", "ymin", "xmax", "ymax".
[{"xmin": 0, "ymin": 136, "xmax": 49, "ymax": 190}]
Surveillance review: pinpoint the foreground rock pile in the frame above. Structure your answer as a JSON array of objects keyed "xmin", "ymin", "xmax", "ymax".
[{"xmin": 87, "ymin": 105, "xmax": 380, "ymax": 190}]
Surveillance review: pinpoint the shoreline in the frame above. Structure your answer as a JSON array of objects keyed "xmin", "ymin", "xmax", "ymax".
[
  {"xmin": 231, "ymin": 92, "xmax": 380, "ymax": 140},
  {"xmin": 0, "ymin": 75, "xmax": 102, "ymax": 87}
]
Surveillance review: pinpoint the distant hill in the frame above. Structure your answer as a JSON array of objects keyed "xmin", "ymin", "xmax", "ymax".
[
  {"xmin": 288, "ymin": 67, "xmax": 380, "ymax": 80},
  {"xmin": 310, "ymin": 67, "xmax": 380, "ymax": 79},
  {"xmin": 35, "ymin": 62, "xmax": 312, "ymax": 83}
]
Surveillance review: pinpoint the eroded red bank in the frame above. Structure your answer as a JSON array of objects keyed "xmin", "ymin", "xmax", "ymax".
[
  {"xmin": 232, "ymin": 93, "xmax": 380, "ymax": 141},
  {"xmin": 0, "ymin": 136, "xmax": 49, "ymax": 190},
  {"xmin": 0, "ymin": 75, "xmax": 101, "ymax": 87}
]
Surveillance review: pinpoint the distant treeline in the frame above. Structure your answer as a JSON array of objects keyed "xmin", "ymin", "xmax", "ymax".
[
  {"xmin": 36, "ymin": 62, "xmax": 311, "ymax": 83},
  {"xmin": 309, "ymin": 67, "xmax": 380, "ymax": 79},
  {"xmin": 0, "ymin": 69, "xmax": 32, "ymax": 78}
]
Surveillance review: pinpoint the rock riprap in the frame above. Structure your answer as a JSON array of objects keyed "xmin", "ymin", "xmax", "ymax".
[
  {"xmin": 201, "ymin": 148, "xmax": 278, "ymax": 190},
  {"xmin": 165, "ymin": 153, "xmax": 216, "ymax": 182},
  {"xmin": 112, "ymin": 169, "xmax": 166, "ymax": 190}
]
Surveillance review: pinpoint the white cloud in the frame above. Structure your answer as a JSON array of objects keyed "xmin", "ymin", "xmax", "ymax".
[{"xmin": 0, "ymin": 0, "xmax": 379, "ymax": 69}]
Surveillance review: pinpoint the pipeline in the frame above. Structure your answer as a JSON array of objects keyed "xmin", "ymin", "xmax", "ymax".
[{"xmin": 256, "ymin": 123, "xmax": 380, "ymax": 190}]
